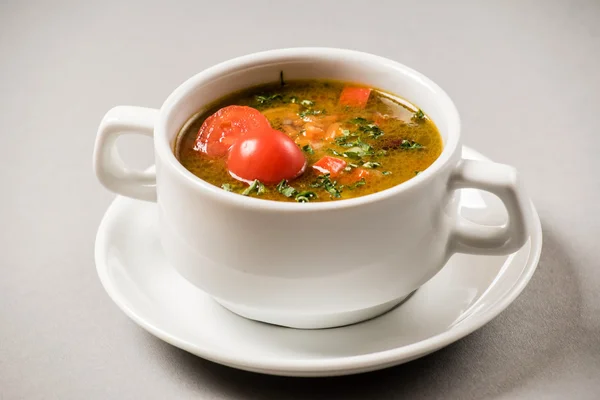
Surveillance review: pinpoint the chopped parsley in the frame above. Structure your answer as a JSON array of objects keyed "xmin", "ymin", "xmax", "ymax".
[
  {"xmin": 289, "ymin": 96, "xmax": 298, "ymax": 104},
  {"xmin": 344, "ymin": 163, "xmax": 358, "ymax": 172},
  {"xmin": 349, "ymin": 117, "xmax": 368, "ymax": 124},
  {"xmin": 349, "ymin": 138, "xmax": 372, "ymax": 151},
  {"xmin": 297, "ymin": 98, "xmax": 324, "ymax": 119},
  {"xmin": 348, "ymin": 117, "xmax": 384, "ymax": 139},
  {"xmin": 311, "ymin": 174, "xmax": 342, "ymax": 198},
  {"xmin": 361, "ymin": 161, "xmax": 381, "ymax": 169},
  {"xmin": 299, "ymin": 109, "xmax": 324, "ymax": 119},
  {"xmin": 342, "ymin": 150, "xmax": 362, "ymax": 159},
  {"xmin": 255, "ymin": 93, "xmax": 283, "ymax": 106},
  {"xmin": 277, "ymin": 180, "xmax": 317, "ymax": 202},
  {"xmin": 242, "ymin": 179, "xmax": 265, "ymax": 196},
  {"xmin": 295, "ymin": 191, "xmax": 317, "ymax": 203},
  {"xmin": 412, "ymin": 109, "xmax": 425, "ymax": 121},
  {"xmin": 301, "ymin": 144, "xmax": 314, "ymax": 155},
  {"xmin": 400, "ymin": 140, "xmax": 424, "ymax": 149},
  {"xmin": 347, "ymin": 178, "xmax": 366, "ymax": 189},
  {"xmin": 335, "ymin": 137, "xmax": 351, "ymax": 147},
  {"xmin": 335, "ymin": 130, "xmax": 360, "ymax": 147},
  {"xmin": 276, "ymin": 179, "xmax": 298, "ymax": 198},
  {"xmin": 382, "ymin": 171, "xmax": 392, "ymax": 176},
  {"xmin": 221, "ymin": 183, "xmax": 233, "ymax": 192},
  {"xmin": 342, "ymin": 139, "xmax": 374, "ymax": 158},
  {"xmin": 359, "ymin": 124, "xmax": 384, "ymax": 139}
]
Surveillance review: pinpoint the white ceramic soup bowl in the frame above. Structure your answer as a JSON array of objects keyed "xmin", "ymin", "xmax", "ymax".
[{"xmin": 94, "ymin": 48, "xmax": 532, "ymax": 329}]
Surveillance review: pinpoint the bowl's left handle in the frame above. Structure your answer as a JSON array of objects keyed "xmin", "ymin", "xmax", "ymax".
[{"xmin": 93, "ymin": 106, "xmax": 159, "ymax": 202}]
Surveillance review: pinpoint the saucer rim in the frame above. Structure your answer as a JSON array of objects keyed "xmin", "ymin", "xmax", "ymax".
[{"xmin": 95, "ymin": 146, "xmax": 542, "ymax": 376}]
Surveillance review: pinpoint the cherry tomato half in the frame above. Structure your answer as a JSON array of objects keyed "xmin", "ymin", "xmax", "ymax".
[
  {"xmin": 194, "ymin": 106, "xmax": 271, "ymax": 157},
  {"xmin": 228, "ymin": 128, "xmax": 306, "ymax": 185}
]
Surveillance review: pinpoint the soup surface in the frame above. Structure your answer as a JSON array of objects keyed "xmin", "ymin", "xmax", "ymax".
[{"xmin": 176, "ymin": 79, "xmax": 443, "ymax": 202}]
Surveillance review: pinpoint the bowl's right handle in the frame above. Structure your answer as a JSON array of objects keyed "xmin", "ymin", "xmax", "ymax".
[
  {"xmin": 93, "ymin": 106, "xmax": 159, "ymax": 202},
  {"xmin": 447, "ymin": 159, "xmax": 532, "ymax": 255}
]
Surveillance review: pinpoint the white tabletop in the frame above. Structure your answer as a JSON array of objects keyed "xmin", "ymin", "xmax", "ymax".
[{"xmin": 1, "ymin": 0, "xmax": 599, "ymax": 398}]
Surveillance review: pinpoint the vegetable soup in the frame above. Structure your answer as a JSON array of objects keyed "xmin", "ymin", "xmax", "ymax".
[{"xmin": 175, "ymin": 79, "xmax": 443, "ymax": 202}]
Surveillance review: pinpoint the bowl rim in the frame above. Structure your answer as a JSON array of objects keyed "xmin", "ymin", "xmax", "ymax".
[{"xmin": 155, "ymin": 47, "xmax": 461, "ymax": 212}]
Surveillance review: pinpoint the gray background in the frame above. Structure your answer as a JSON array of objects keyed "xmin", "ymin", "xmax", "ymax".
[{"xmin": 1, "ymin": 0, "xmax": 599, "ymax": 398}]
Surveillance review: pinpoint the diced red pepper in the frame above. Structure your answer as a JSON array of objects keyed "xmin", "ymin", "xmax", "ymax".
[
  {"xmin": 304, "ymin": 124, "xmax": 325, "ymax": 140},
  {"xmin": 339, "ymin": 87, "xmax": 372, "ymax": 108},
  {"xmin": 312, "ymin": 156, "xmax": 347, "ymax": 178},
  {"xmin": 347, "ymin": 168, "xmax": 370, "ymax": 183},
  {"xmin": 339, "ymin": 167, "xmax": 370, "ymax": 185}
]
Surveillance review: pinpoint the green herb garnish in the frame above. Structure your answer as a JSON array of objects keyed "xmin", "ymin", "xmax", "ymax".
[
  {"xmin": 289, "ymin": 96, "xmax": 298, "ymax": 104},
  {"xmin": 342, "ymin": 150, "xmax": 362, "ymax": 159},
  {"xmin": 335, "ymin": 134, "xmax": 358, "ymax": 147},
  {"xmin": 352, "ymin": 138, "xmax": 372, "ymax": 151},
  {"xmin": 412, "ymin": 109, "xmax": 425, "ymax": 121},
  {"xmin": 347, "ymin": 178, "xmax": 366, "ymax": 189},
  {"xmin": 255, "ymin": 93, "xmax": 283, "ymax": 106},
  {"xmin": 300, "ymin": 99, "xmax": 315, "ymax": 107},
  {"xmin": 359, "ymin": 124, "xmax": 384, "ymax": 139},
  {"xmin": 295, "ymin": 191, "xmax": 318, "ymax": 203},
  {"xmin": 221, "ymin": 183, "xmax": 233, "ymax": 192},
  {"xmin": 311, "ymin": 174, "xmax": 342, "ymax": 198},
  {"xmin": 335, "ymin": 136, "xmax": 353, "ymax": 147},
  {"xmin": 277, "ymin": 180, "xmax": 317, "ymax": 202},
  {"xmin": 335, "ymin": 130, "xmax": 361, "ymax": 147},
  {"xmin": 301, "ymin": 144, "xmax": 314, "ymax": 155},
  {"xmin": 342, "ymin": 139, "xmax": 373, "ymax": 158},
  {"xmin": 344, "ymin": 163, "xmax": 358, "ymax": 172},
  {"xmin": 361, "ymin": 161, "xmax": 381, "ymax": 169},
  {"xmin": 257, "ymin": 182, "xmax": 266, "ymax": 194},
  {"xmin": 349, "ymin": 117, "xmax": 368, "ymax": 124},
  {"xmin": 400, "ymin": 140, "xmax": 424, "ymax": 149},
  {"xmin": 242, "ymin": 179, "xmax": 265, "ymax": 196},
  {"xmin": 348, "ymin": 117, "xmax": 384, "ymax": 139},
  {"xmin": 276, "ymin": 179, "xmax": 298, "ymax": 198},
  {"xmin": 415, "ymin": 171, "xmax": 422, "ymax": 175},
  {"xmin": 382, "ymin": 171, "xmax": 392, "ymax": 176},
  {"xmin": 299, "ymin": 109, "xmax": 324, "ymax": 119}
]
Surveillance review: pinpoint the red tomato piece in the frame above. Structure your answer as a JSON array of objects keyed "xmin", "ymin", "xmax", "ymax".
[
  {"xmin": 303, "ymin": 124, "xmax": 326, "ymax": 141},
  {"xmin": 194, "ymin": 106, "xmax": 271, "ymax": 157},
  {"xmin": 312, "ymin": 156, "xmax": 347, "ymax": 178},
  {"xmin": 341, "ymin": 168, "xmax": 370, "ymax": 184},
  {"xmin": 339, "ymin": 87, "xmax": 372, "ymax": 108},
  {"xmin": 352, "ymin": 168, "xmax": 370, "ymax": 181},
  {"xmin": 227, "ymin": 128, "xmax": 306, "ymax": 185}
]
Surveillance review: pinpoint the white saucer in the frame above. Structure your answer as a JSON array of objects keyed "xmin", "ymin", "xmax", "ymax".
[{"xmin": 95, "ymin": 146, "xmax": 542, "ymax": 377}]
